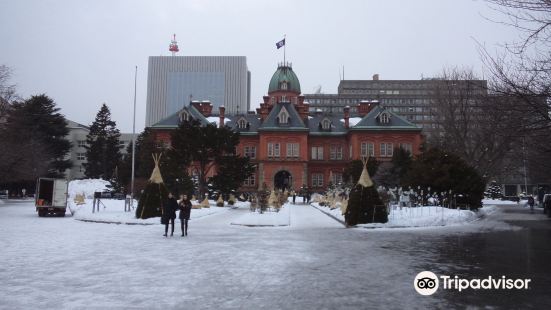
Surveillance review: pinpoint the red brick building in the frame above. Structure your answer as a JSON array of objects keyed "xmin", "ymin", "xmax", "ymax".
[{"xmin": 150, "ymin": 63, "xmax": 423, "ymax": 191}]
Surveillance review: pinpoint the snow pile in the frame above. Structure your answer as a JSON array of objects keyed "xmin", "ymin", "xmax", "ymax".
[
  {"xmin": 68, "ymin": 179, "xmax": 112, "ymax": 198},
  {"xmin": 71, "ymin": 199, "xmax": 230, "ymax": 224},
  {"xmin": 231, "ymin": 205, "xmax": 290, "ymax": 226},
  {"xmin": 340, "ymin": 117, "xmax": 363, "ymax": 126},
  {"xmin": 312, "ymin": 203, "xmax": 489, "ymax": 228},
  {"xmin": 483, "ymin": 198, "xmax": 518, "ymax": 205}
]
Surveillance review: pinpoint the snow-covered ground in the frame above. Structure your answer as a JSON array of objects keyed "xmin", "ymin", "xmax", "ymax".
[
  {"xmin": 0, "ymin": 198, "xmax": 533, "ymax": 309},
  {"xmin": 231, "ymin": 204, "xmax": 290, "ymax": 226},
  {"xmin": 482, "ymin": 198, "xmax": 519, "ymax": 205},
  {"xmin": 311, "ymin": 203, "xmax": 497, "ymax": 229},
  {"xmin": 69, "ymin": 198, "xmax": 250, "ymax": 224},
  {"xmin": 68, "ymin": 179, "xmax": 112, "ymax": 198}
]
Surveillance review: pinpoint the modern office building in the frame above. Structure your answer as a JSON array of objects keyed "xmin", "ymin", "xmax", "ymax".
[
  {"xmin": 145, "ymin": 56, "xmax": 250, "ymax": 126},
  {"xmin": 304, "ymin": 75, "xmax": 487, "ymax": 136}
]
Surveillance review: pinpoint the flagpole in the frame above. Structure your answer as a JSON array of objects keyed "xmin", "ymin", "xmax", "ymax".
[
  {"xmin": 284, "ymin": 34, "xmax": 286, "ymax": 65},
  {"xmin": 130, "ymin": 65, "xmax": 137, "ymax": 211}
]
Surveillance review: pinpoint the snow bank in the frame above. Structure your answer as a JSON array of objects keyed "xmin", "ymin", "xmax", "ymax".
[
  {"xmin": 68, "ymin": 179, "xmax": 111, "ymax": 198},
  {"xmin": 231, "ymin": 205, "xmax": 290, "ymax": 226},
  {"xmin": 483, "ymin": 198, "xmax": 518, "ymax": 205},
  {"xmin": 71, "ymin": 199, "xmax": 230, "ymax": 224},
  {"xmin": 311, "ymin": 203, "xmax": 488, "ymax": 229}
]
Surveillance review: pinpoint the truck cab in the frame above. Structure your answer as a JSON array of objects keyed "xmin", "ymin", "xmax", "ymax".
[{"xmin": 35, "ymin": 178, "xmax": 68, "ymax": 217}]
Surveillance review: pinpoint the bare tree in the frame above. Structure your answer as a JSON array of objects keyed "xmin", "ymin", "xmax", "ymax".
[
  {"xmin": 428, "ymin": 67, "xmax": 522, "ymax": 179},
  {"xmin": 0, "ymin": 65, "xmax": 19, "ymax": 111}
]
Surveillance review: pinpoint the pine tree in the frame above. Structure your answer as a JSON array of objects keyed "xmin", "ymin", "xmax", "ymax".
[
  {"xmin": 345, "ymin": 159, "xmax": 388, "ymax": 226},
  {"xmin": 84, "ymin": 104, "xmax": 122, "ymax": 179},
  {"xmin": 485, "ymin": 181, "xmax": 502, "ymax": 199},
  {"xmin": 402, "ymin": 147, "xmax": 485, "ymax": 210},
  {"xmin": 0, "ymin": 94, "xmax": 71, "ymax": 182}
]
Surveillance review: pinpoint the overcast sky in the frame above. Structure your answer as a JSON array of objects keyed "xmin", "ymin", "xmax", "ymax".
[{"xmin": 0, "ymin": 0, "xmax": 523, "ymax": 132}]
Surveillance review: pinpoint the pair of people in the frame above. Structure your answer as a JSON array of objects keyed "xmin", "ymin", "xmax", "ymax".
[{"xmin": 162, "ymin": 193, "xmax": 192, "ymax": 237}]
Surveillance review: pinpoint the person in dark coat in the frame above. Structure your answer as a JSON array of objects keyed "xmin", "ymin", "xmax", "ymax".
[
  {"xmin": 162, "ymin": 193, "xmax": 178, "ymax": 237},
  {"xmin": 527, "ymin": 196, "xmax": 535, "ymax": 213},
  {"xmin": 179, "ymin": 194, "xmax": 192, "ymax": 236}
]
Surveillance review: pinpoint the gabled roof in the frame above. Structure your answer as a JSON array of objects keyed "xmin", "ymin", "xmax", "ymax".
[
  {"xmin": 308, "ymin": 114, "xmax": 348, "ymax": 136},
  {"xmin": 149, "ymin": 104, "xmax": 210, "ymax": 129},
  {"xmin": 258, "ymin": 102, "xmax": 308, "ymax": 131},
  {"xmin": 350, "ymin": 105, "xmax": 421, "ymax": 131}
]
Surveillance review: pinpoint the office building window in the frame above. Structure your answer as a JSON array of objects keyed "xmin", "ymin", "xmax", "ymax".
[
  {"xmin": 361, "ymin": 142, "xmax": 374, "ymax": 157},
  {"xmin": 77, "ymin": 140, "xmax": 86, "ymax": 148},
  {"xmin": 244, "ymin": 146, "xmax": 256, "ymax": 159},
  {"xmin": 311, "ymin": 146, "xmax": 324, "ymax": 160},
  {"xmin": 312, "ymin": 173, "xmax": 324, "ymax": 187},
  {"xmin": 268, "ymin": 143, "xmax": 280, "ymax": 158},
  {"xmin": 381, "ymin": 143, "xmax": 394, "ymax": 157},
  {"xmin": 330, "ymin": 145, "xmax": 343, "ymax": 160},
  {"xmin": 77, "ymin": 153, "xmax": 86, "ymax": 161},
  {"xmin": 286, "ymin": 143, "xmax": 299, "ymax": 158}
]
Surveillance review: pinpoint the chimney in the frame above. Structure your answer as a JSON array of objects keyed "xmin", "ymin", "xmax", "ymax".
[
  {"xmin": 373, "ymin": 74, "xmax": 379, "ymax": 81},
  {"xmin": 191, "ymin": 100, "xmax": 213, "ymax": 117},
  {"xmin": 344, "ymin": 106, "xmax": 350, "ymax": 128},
  {"xmin": 358, "ymin": 100, "xmax": 379, "ymax": 117},
  {"xmin": 219, "ymin": 106, "xmax": 225, "ymax": 128}
]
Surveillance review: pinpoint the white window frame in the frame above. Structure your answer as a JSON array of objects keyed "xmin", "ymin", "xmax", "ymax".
[
  {"xmin": 361, "ymin": 142, "xmax": 374, "ymax": 157},
  {"xmin": 278, "ymin": 107, "xmax": 289, "ymax": 124},
  {"xmin": 331, "ymin": 172, "xmax": 343, "ymax": 185},
  {"xmin": 312, "ymin": 173, "xmax": 324, "ymax": 187},
  {"xmin": 322, "ymin": 119, "xmax": 331, "ymax": 129},
  {"xmin": 330, "ymin": 145, "xmax": 343, "ymax": 160},
  {"xmin": 244, "ymin": 174, "xmax": 256, "ymax": 186},
  {"xmin": 268, "ymin": 143, "xmax": 280, "ymax": 158},
  {"xmin": 244, "ymin": 146, "xmax": 256, "ymax": 159},
  {"xmin": 286, "ymin": 143, "xmax": 299, "ymax": 158},
  {"xmin": 77, "ymin": 153, "xmax": 86, "ymax": 161},
  {"xmin": 381, "ymin": 143, "xmax": 394, "ymax": 157},
  {"xmin": 238, "ymin": 119, "xmax": 247, "ymax": 129},
  {"xmin": 77, "ymin": 140, "xmax": 86, "ymax": 148},
  {"xmin": 311, "ymin": 146, "xmax": 324, "ymax": 160}
]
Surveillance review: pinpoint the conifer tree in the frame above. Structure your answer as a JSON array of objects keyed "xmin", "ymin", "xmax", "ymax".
[
  {"xmin": 0, "ymin": 94, "xmax": 71, "ymax": 182},
  {"xmin": 136, "ymin": 154, "xmax": 168, "ymax": 219},
  {"xmin": 485, "ymin": 181, "xmax": 502, "ymax": 199},
  {"xmin": 345, "ymin": 158, "xmax": 388, "ymax": 226},
  {"xmin": 84, "ymin": 103, "xmax": 122, "ymax": 179}
]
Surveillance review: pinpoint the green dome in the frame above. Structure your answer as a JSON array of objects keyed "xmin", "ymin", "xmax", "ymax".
[{"xmin": 268, "ymin": 63, "xmax": 301, "ymax": 94}]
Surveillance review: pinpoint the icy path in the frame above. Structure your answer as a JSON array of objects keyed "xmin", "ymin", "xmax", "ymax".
[{"xmin": 2, "ymin": 200, "xmax": 528, "ymax": 309}]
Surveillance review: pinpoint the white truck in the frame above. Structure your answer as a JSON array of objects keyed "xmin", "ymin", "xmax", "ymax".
[{"xmin": 35, "ymin": 178, "xmax": 68, "ymax": 217}]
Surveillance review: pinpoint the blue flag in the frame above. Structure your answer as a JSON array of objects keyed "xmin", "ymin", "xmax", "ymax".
[{"xmin": 276, "ymin": 38, "xmax": 285, "ymax": 49}]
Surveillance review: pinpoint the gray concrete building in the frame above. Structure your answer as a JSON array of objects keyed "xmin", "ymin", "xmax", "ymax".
[
  {"xmin": 304, "ymin": 75, "xmax": 487, "ymax": 136},
  {"xmin": 64, "ymin": 120, "xmax": 137, "ymax": 180},
  {"xmin": 145, "ymin": 56, "xmax": 250, "ymax": 126}
]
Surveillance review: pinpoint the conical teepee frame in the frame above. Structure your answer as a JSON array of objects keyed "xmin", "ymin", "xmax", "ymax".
[
  {"xmin": 149, "ymin": 153, "xmax": 164, "ymax": 184},
  {"xmin": 357, "ymin": 156, "xmax": 374, "ymax": 188}
]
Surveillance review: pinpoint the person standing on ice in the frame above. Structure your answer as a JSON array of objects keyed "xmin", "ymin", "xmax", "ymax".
[
  {"xmin": 527, "ymin": 196, "xmax": 535, "ymax": 214},
  {"xmin": 178, "ymin": 194, "xmax": 192, "ymax": 236},
  {"xmin": 291, "ymin": 189, "xmax": 296, "ymax": 204},
  {"xmin": 162, "ymin": 193, "xmax": 178, "ymax": 237}
]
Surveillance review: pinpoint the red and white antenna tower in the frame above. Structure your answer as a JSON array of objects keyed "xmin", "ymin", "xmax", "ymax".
[{"xmin": 169, "ymin": 34, "xmax": 179, "ymax": 56}]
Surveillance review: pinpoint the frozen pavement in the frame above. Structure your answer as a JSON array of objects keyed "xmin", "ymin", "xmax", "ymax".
[{"xmin": 1, "ymin": 200, "xmax": 550, "ymax": 309}]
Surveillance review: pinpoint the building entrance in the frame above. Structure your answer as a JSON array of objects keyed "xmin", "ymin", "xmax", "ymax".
[{"xmin": 274, "ymin": 170, "xmax": 292, "ymax": 190}]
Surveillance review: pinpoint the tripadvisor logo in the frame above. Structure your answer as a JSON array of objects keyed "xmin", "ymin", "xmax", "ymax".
[{"xmin": 414, "ymin": 271, "xmax": 532, "ymax": 296}]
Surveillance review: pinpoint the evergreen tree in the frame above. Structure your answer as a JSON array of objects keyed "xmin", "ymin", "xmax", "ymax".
[
  {"xmin": 84, "ymin": 104, "xmax": 122, "ymax": 179},
  {"xmin": 345, "ymin": 160, "xmax": 388, "ymax": 226},
  {"xmin": 485, "ymin": 181, "xmax": 502, "ymax": 199},
  {"xmin": 169, "ymin": 119, "xmax": 240, "ymax": 196},
  {"xmin": 391, "ymin": 147, "xmax": 413, "ymax": 186},
  {"xmin": 402, "ymin": 147, "xmax": 485, "ymax": 210},
  {"xmin": 135, "ymin": 154, "xmax": 167, "ymax": 219},
  {"xmin": 0, "ymin": 94, "xmax": 71, "ymax": 182},
  {"xmin": 210, "ymin": 155, "xmax": 255, "ymax": 196}
]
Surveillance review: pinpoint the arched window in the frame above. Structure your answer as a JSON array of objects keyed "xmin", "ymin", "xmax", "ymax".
[
  {"xmin": 380, "ymin": 112, "xmax": 390, "ymax": 124},
  {"xmin": 237, "ymin": 118, "xmax": 247, "ymax": 129},
  {"xmin": 278, "ymin": 107, "xmax": 289, "ymax": 124},
  {"xmin": 322, "ymin": 118, "xmax": 331, "ymax": 130},
  {"xmin": 180, "ymin": 110, "xmax": 191, "ymax": 122},
  {"xmin": 281, "ymin": 81, "xmax": 288, "ymax": 90}
]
